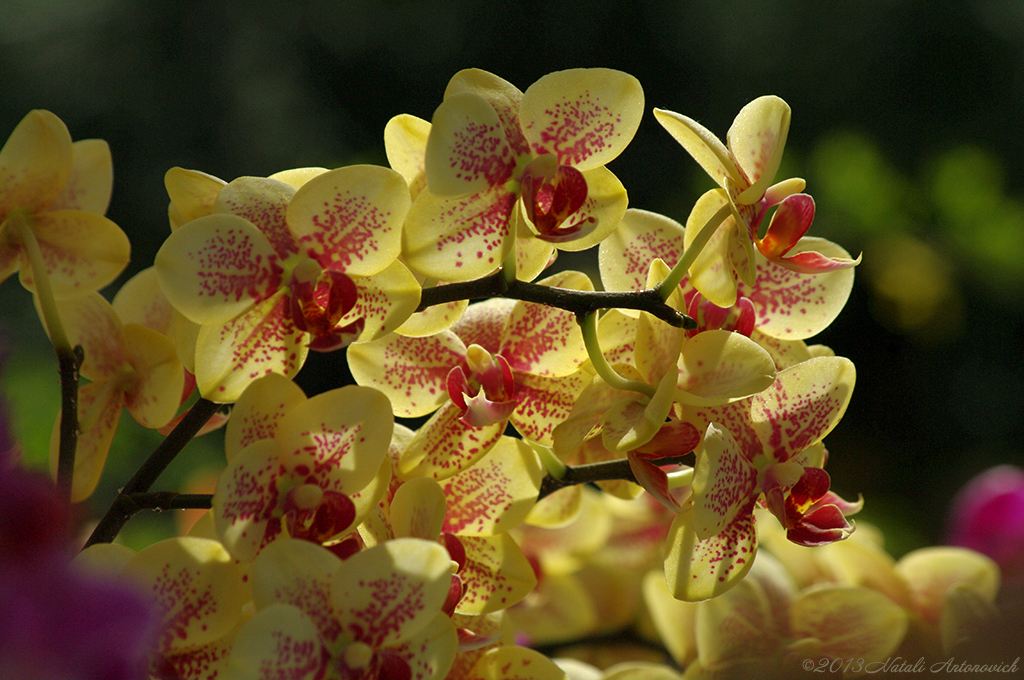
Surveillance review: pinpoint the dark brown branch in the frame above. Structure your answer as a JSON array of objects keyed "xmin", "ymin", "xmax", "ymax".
[
  {"xmin": 537, "ymin": 453, "xmax": 692, "ymax": 500},
  {"xmin": 85, "ymin": 398, "xmax": 221, "ymax": 547},
  {"xmin": 416, "ymin": 270, "xmax": 696, "ymax": 329},
  {"xmin": 55, "ymin": 344, "xmax": 81, "ymax": 503}
]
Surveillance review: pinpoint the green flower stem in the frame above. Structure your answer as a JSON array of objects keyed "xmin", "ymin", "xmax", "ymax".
[
  {"xmin": 656, "ymin": 203, "xmax": 732, "ymax": 301},
  {"xmin": 531, "ymin": 441, "xmax": 567, "ymax": 480},
  {"xmin": 500, "ymin": 234, "xmax": 518, "ymax": 287},
  {"xmin": 7, "ymin": 211, "xmax": 79, "ymax": 502},
  {"xmin": 85, "ymin": 397, "xmax": 221, "ymax": 547},
  {"xmin": 417, "ymin": 269, "xmax": 696, "ymax": 329},
  {"xmin": 537, "ymin": 453, "xmax": 692, "ymax": 500},
  {"xmin": 580, "ymin": 311, "xmax": 655, "ymax": 398}
]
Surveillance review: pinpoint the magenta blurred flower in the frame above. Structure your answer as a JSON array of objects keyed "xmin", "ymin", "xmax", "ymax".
[
  {"xmin": 946, "ymin": 465, "xmax": 1024, "ymax": 582},
  {"xmin": 0, "ymin": 460, "xmax": 160, "ymax": 679}
]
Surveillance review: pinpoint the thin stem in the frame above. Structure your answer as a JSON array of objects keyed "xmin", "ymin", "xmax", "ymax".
[
  {"xmin": 6, "ymin": 211, "xmax": 79, "ymax": 502},
  {"xmin": 417, "ymin": 270, "xmax": 696, "ymax": 330},
  {"xmin": 85, "ymin": 398, "xmax": 221, "ymax": 547},
  {"xmin": 656, "ymin": 203, "xmax": 732, "ymax": 301},
  {"xmin": 537, "ymin": 453, "xmax": 692, "ymax": 500},
  {"xmin": 579, "ymin": 311, "xmax": 655, "ymax": 398}
]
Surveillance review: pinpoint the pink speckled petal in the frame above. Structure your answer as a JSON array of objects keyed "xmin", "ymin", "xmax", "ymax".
[
  {"xmin": 228, "ymin": 603, "xmax": 326, "ymax": 680},
  {"xmin": 50, "ymin": 291, "xmax": 125, "ymax": 380},
  {"xmin": 287, "ymin": 165, "xmax": 410, "ymax": 277},
  {"xmin": 683, "ymin": 189, "xmax": 743, "ymax": 308},
  {"xmin": 385, "ymin": 612, "xmax": 458, "ymax": 680},
  {"xmin": 21, "ymin": 209, "xmax": 130, "ymax": 297},
  {"xmin": 156, "ymin": 213, "xmax": 281, "ymax": 326},
  {"xmin": 224, "ymin": 373, "xmax": 307, "ymax": 463},
  {"xmin": 425, "ymin": 91, "xmax": 517, "ymax": 198},
  {"xmin": 214, "ymin": 439, "xmax": 282, "ymax": 563},
  {"xmin": 193, "ymin": 289, "xmax": 308, "ymax": 403},
  {"xmin": 664, "ymin": 500, "xmax": 758, "ymax": 602},
  {"xmin": 748, "ymin": 356, "xmax": 856, "ymax": 463},
  {"xmin": 214, "ymin": 176, "xmax": 299, "ymax": 259},
  {"xmin": 249, "ymin": 540, "xmax": 347, "ymax": 649},
  {"xmin": 727, "ymin": 96, "xmax": 791, "ymax": 205},
  {"xmin": 455, "ymin": 533, "xmax": 536, "ymax": 615},
  {"xmin": 629, "ymin": 454, "xmax": 690, "ymax": 513},
  {"xmin": 443, "ymin": 68, "xmax": 530, "ymax": 158},
  {"xmin": 0, "ymin": 109, "xmax": 72, "ymax": 214},
  {"xmin": 692, "ymin": 424, "xmax": 759, "ymax": 539},
  {"xmin": 276, "ymin": 385, "xmax": 392, "ymax": 494},
  {"xmin": 403, "ymin": 182, "xmax": 518, "ymax": 282},
  {"xmin": 47, "ymin": 139, "xmax": 112, "ymax": 214},
  {"xmin": 332, "ymin": 538, "xmax": 453, "ymax": 648},
  {"xmin": 451, "ymin": 296, "xmax": 515, "ymax": 350},
  {"xmin": 112, "ymin": 266, "xmax": 174, "ymax": 334},
  {"xmin": 520, "ymin": 69, "xmax": 643, "ymax": 171},
  {"xmin": 342, "ymin": 259, "xmax": 422, "ymax": 343},
  {"xmin": 598, "ymin": 208, "xmax": 687, "ymax": 299},
  {"xmin": 399, "ymin": 401, "xmax": 504, "ymax": 481},
  {"xmin": 500, "ymin": 271, "xmax": 591, "ymax": 377},
  {"xmin": 757, "ymin": 193, "xmax": 814, "ymax": 261},
  {"xmin": 740, "ymin": 236, "xmax": 856, "ymax": 340},
  {"xmin": 348, "ymin": 329, "xmax": 467, "ymax": 418},
  {"xmin": 510, "ymin": 370, "xmax": 588, "ymax": 446},
  {"xmin": 440, "ymin": 436, "xmax": 542, "ymax": 535},
  {"xmin": 126, "ymin": 537, "xmax": 248, "ymax": 652}
]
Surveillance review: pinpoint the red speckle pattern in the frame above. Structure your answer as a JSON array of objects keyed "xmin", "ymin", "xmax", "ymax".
[
  {"xmin": 301, "ymin": 190, "xmax": 394, "ymax": 271},
  {"xmin": 529, "ymin": 89, "xmax": 624, "ymax": 167}
]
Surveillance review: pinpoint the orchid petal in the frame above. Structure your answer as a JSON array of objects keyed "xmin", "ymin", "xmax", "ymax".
[
  {"xmin": 193, "ymin": 290, "xmax": 308, "ymax": 402},
  {"xmin": 598, "ymin": 208, "xmax": 688, "ymax": 304},
  {"xmin": 385, "ymin": 114, "xmax": 431, "ymax": 199},
  {"xmin": 542, "ymin": 165, "xmax": 628, "ymax": 252},
  {"xmin": 691, "ymin": 424, "xmax": 758, "ymax": 539},
  {"xmin": 456, "ymin": 533, "xmax": 537, "ymax": 615},
  {"xmin": 156, "ymin": 213, "xmax": 281, "ymax": 325},
  {"xmin": 790, "ymin": 586, "xmax": 908, "ymax": 663},
  {"xmin": 112, "ymin": 267, "xmax": 174, "ymax": 334},
  {"xmin": 287, "ymin": 164, "xmax": 410, "ymax": 277},
  {"xmin": 224, "ymin": 372, "xmax": 307, "ymax": 463},
  {"xmin": 440, "ymin": 436, "xmax": 543, "ymax": 535},
  {"xmin": 121, "ymin": 323, "xmax": 185, "ymax": 428},
  {"xmin": 348, "ymin": 330, "xmax": 467, "ymax": 418},
  {"xmin": 276, "ymin": 384, "xmax": 392, "ymax": 493},
  {"xmin": 214, "ymin": 176, "xmax": 298, "ymax": 259},
  {"xmin": 126, "ymin": 537, "xmax": 247, "ymax": 652},
  {"xmin": 250, "ymin": 539, "xmax": 344, "ymax": 643},
  {"xmin": 740, "ymin": 237, "xmax": 856, "ymax": 340},
  {"xmin": 50, "ymin": 380, "xmax": 122, "ymax": 503},
  {"xmin": 228, "ymin": 603, "xmax": 325, "ymax": 680},
  {"xmin": 683, "ymin": 189, "xmax": 742, "ymax": 308},
  {"xmin": 344, "ymin": 258, "xmax": 422, "ymax": 342},
  {"xmin": 425, "ymin": 91, "xmax": 516, "ymax": 198},
  {"xmin": 332, "ymin": 538, "xmax": 452, "ymax": 648},
  {"xmin": 628, "ymin": 455, "xmax": 689, "ymax": 513},
  {"xmin": 695, "ymin": 578, "xmax": 777, "ymax": 668},
  {"xmin": 399, "ymin": 401, "xmax": 504, "ymax": 480},
  {"xmin": 49, "ymin": 291, "xmax": 124, "ymax": 379},
  {"xmin": 511, "ymin": 370, "xmax": 588, "ymax": 445},
  {"xmin": 675, "ymin": 330, "xmax": 777, "ymax": 406},
  {"xmin": 470, "ymin": 646, "xmax": 569, "ymax": 680},
  {"xmin": 0, "ymin": 109, "xmax": 72, "ymax": 214},
  {"xmin": 601, "ymin": 370, "xmax": 678, "ymax": 453},
  {"xmin": 894, "ymin": 547, "xmax": 1000, "ymax": 625},
  {"xmin": 391, "ymin": 477, "xmax": 448, "ymax": 541},
  {"xmin": 520, "ymin": 68, "xmax": 643, "ymax": 171},
  {"xmin": 403, "ymin": 182, "xmax": 517, "ymax": 281},
  {"xmin": 773, "ymin": 248, "xmax": 862, "ymax": 275},
  {"xmin": 443, "ymin": 69, "xmax": 529, "ymax": 156},
  {"xmin": 500, "ymin": 271, "xmax": 590, "ymax": 377},
  {"xmin": 386, "ymin": 611, "xmax": 458, "ymax": 680},
  {"xmin": 213, "ymin": 439, "xmax": 282, "ymax": 562},
  {"xmin": 728, "ymin": 96, "xmax": 791, "ymax": 205},
  {"xmin": 654, "ymin": 108, "xmax": 740, "ymax": 191},
  {"xmin": 664, "ymin": 505, "xmax": 757, "ymax": 602},
  {"xmin": 749, "ymin": 356, "xmax": 856, "ymax": 462},
  {"xmin": 21, "ymin": 209, "xmax": 130, "ymax": 296},
  {"xmin": 267, "ymin": 167, "xmax": 329, "ymax": 189},
  {"xmin": 165, "ymin": 167, "xmax": 226, "ymax": 229},
  {"xmin": 48, "ymin": 139, "xmax": 112, "ymax": 214}
]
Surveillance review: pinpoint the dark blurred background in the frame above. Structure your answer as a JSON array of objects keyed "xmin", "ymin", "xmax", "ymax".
[{"xmin": 1, "ymin": 0, "xmax": 1022, "ymax": 553}]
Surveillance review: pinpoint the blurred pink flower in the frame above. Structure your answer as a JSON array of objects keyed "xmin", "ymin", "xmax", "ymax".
[{"xmin": 946, "ymin": 465, "xmax": 1024, "ymax": 582}]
